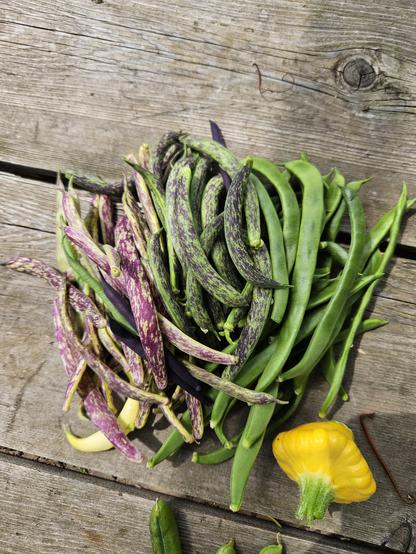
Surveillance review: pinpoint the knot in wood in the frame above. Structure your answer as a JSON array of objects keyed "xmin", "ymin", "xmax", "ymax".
[{"xmin": 342, "ymin": 58, "xmax": 376, "ymax": 89}]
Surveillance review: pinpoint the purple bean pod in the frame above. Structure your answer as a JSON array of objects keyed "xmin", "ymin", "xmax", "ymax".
[
  {"xmin": 115, "ymin": 216, "xmax": 167, "ymax": 390},
  {"xmin": 5, "ymin": 257, "xmax": 106, "ymax": 328},
  {"xmin": 185, "ymin": 392, "xmax": 204, "ymax": 441},
  {"xmin": 82, "ymin": 386, "xmax": 143, "ymax": 462},
  {"xmin": 98, "ymin": 194, "xmax": 115, "ymax": 245},
  {"xmin": 158, "ymin": 314, "xmax": 238, "ymax": 365}
]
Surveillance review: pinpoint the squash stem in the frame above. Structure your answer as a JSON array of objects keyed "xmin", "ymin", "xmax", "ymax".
[{"xmin": 297, "ymin": 474, "xmax": 334, "ymax": 524}]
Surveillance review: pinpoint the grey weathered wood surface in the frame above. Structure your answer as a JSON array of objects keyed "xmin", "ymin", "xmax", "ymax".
[
  {"xmin": 1, "ymin": 175, "xmax": 415, "ymax": 552},
  {"xmin": 0, "ymin": 453, "xmax": 382, "ymax": 554},
  {"xmin": 1, "ymin": 0, "xmax": 416, "ymax": 551},
  {"xmin": 1, "ymin": 0, "xmax": 416, "ymax": 245}
]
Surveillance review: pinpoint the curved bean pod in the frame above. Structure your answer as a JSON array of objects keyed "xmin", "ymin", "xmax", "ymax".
[
  {"xmin": 240, "ymin": 159, "xmax": 324, "ymax": 448},
  {"xmin": 180, "ymin": 360, "xmax": 285, "ymax": 406},
  {"xmin": 319, "ymin": 185, "xmax": 409, "ymax": 417},
  {"xmin": 224, "ymin": 166, "xmax": 283, "ymax": 288},
  {"xmin": 244, "ymin": 177, "xmax": 263, "ymax": 248},
  {"xmin": 246, "ymin": 156, "xmax": 300, "ymax": 275},
  {"xmin": 180, "ymin": 134, "xmax": 241, "ymax": 177},
  {"xmin": 279, "ymin": 185, "xmax": 366, "ymax": 383},
  {"xmin": 252, "ymin": 174, "xmax": 289, "ymax": 323},
  {"xmin": 174, "ymin": 162, "xmax": 248, "ymax": 306},
  {"xmin": 222, "ymin": 245, "xmax": 273, "ymax": 381}
]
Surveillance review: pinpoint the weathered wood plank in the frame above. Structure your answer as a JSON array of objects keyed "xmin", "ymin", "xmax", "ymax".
[
  {"xmin": 0, "ymin": 453, "xmax": 382, "ymax": 554},
  {"xmin": 1, "ymin": 1, "xmax": 416, "ymax": 245},
  {"xmin": 0, "ymin": 220, "xmax": 415, "ymax": 551}
]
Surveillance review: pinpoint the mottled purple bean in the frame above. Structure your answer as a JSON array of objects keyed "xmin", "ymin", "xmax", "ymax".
[
  {"xmin": 115, "ymin": 216, "xmax": 167, "ymax": 390},
  {"xmin": 5, "ymin": 257, "xmax": 106, "ymax": 328}
]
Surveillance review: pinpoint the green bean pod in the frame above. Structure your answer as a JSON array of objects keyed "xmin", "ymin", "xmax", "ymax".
[
  {"xmin": 240, "ymin": 159, "xmax": 324, "ymax": 448},
  {"xmin": 149, "ymin": 499, "xmax": 183, "ymax": 554},
  {"xmin": 307, "ymin": 272, "xmax": 383, "ymax": 311},
  {"xmin": 174, "ymin": 163, "xmax": 247, "ymax": 306},
  {"xmin": 215, "ymin": 538, "xmax": 237, "ymax": 554},
  {"xmin": 323, "ymin": 168, "xmax": 345, "ymax": 224},
  {"xmin": 252, "ymin": 174, "xmax": 289, "ymax": 323},
  {"xmin": 192, "ymin": 435, "xmax": 240, "ymax": 465},
  {"xmin": 222, "ymin": 245, "xmax": 273, "ymax": 381},
  {"xmin": 318, "ymin": 347, "xmax": 348, "ymax": 402},
  {"xmin": 210, "ymin": 337, "xmax": 276, "ymax": 430},
  {"xmin": 320, "ymin": 241, "xmax": 348, "ymax": 266},
  {"xmin": 319, "ymin": 185, "xmax": 409, "ymax": 417},
  {"xmin": 230, "ymin": 382, "xmax": 279, "ymax": 512},
  {"xmin": 244, "ymin": 177, "xmax": 263, "ymax": 248},
  {"xmin": 361, "ymin": 198, "xmax": 416, "ymax": 264},
  {"xmin": 280, "ymin": 185, "xmax": 366, "ymax": 383},
  {"xmin": 246, "ymin": 157, "xmax": 300, "ymax": 275},
  {"xmin": 224, "ymin": 166, "xmax": 283, "ymax": 288}
]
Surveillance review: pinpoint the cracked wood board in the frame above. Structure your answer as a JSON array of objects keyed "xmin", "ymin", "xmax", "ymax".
[
  {"xmin": 0, "ymin": 176, "xmax": 415, "ymax": 550},
  {"xmin": 0, "ymin": 454, "xmax": 384, "ymax": 554},
  {"xmin": 1, "ymin": 0, "xmax": 416, "ymax": 245}
]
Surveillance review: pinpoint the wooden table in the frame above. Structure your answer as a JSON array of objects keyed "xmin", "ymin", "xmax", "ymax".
[{"xmin": 1, "ymin": 1, "xmax": 415, "ymax": 552}]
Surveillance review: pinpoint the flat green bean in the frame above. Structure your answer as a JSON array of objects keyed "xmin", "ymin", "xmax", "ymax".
[
  {"xmin": 252, "ymin": 174, "xmax": 289, "ymax": 323},
  {"xmin": 319, "ymin": 185, "xmax": 409, "ymax": 417}
]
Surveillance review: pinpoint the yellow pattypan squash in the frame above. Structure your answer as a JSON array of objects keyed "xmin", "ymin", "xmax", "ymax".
[{"xmin": 272, "ymin": 421, "xmax": 376, "ymax": 524}]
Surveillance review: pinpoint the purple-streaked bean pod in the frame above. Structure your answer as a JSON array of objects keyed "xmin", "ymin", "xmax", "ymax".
[
  {"xmin": 115, "ymin": 216, "xmax": 167, "ymax": 390},
  {"xmin": 77, "ymin": 340, "xmax": 169, "ymax": 405},
  {"xmin": 4, "ymin": 257, "xmax": 106, "ymax": 328},
  {"xmin": 108, "ymin": 319, "xmax": 207, "ymax": 402},
  {"xmin": 131, "ymin": 169, "xmax": 161, "ymax": 234},
  {"xmin": 180, "ymin": 360, "xmax": 286, "ymax": 406},
  {"xmin": 81, "ymin": 385, "xmax": 143, "ymax": 462},
  {"xmin": 98, "ymin": 194, "xmax": 115, "ymax": 245},
  {"xmin": 97, "ymin": 327, "xmax": 132, "ymax": 379},
  {"xmin": 160, "ymin": 404, "xmax": 194, "ymax": 444},
  {"xmin": 185, "ymin": 392, "xmax": 204, "ymax": 441},
  {"xmin": 174, "ymin": 160, "xmax": 248, "ymax": 307},
  {"xmin": 138, "ymin": 143, "xmax": 150, "ymax": 169},
  {"xmin": 161, "ymin": 143, "xmax": 183, "ymax": 186},
  {"xmin": 151, "ymin": 130, "xmax": 183, "ymax": 190},
  {"xmin": 64, "ymin": 226, "xmax": 110, "ymax": 273},
  {"xmin": 223, "ymin": 245, "xmax": 273, "ymax": 381},
  {"xmin": 64, "ymin": 170, "xmax": 127, "ymax": 196},
  {"xmin": 209, "ymin": 120, "xmax": 231, "ymax": 190},
  {"xmin": 224, "ymin": 166, "xmax": 282, "ymax": 288},
  {"xmin": 84, "ymin": 196, "xmax": 100, "ymax": 243},
  {"xmin": 158, "ymin": 314, "xmax": 237, "ymax": 365},
  {"xmin": 121, "ymin": 342, "xmax": 146, "ymax": 387},
  {"xmin": 56, "ymin": 177, "xmax": 70, "ymax": 273},
  {"xmin": 122, "ymin": 184, "xmax": 150, "ymax": 259},
  {"xmin": 135, "ymin": 402, "xmax": 151, "ymax": 429}
]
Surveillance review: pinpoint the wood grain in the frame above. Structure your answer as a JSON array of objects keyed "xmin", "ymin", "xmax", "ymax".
[
  {"xmin": 1, "ymin": 0, "xmax": 416, "ymax": 246},
  {"xmin": 0, "ymin": 215, "xmax": 415, "ymax": 550},
  {"xmin": 0, "ymin": 453, "xmax": 383, "ymax": 554}
]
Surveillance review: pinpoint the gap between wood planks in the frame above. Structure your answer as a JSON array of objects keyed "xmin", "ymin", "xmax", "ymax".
[
  {"xmin": 1, "ymin": 160, "xmax": 416, "ymax": 263},
  {"xmin": 0, "ymin": 448, "xmax": 387, "ymax": 554}
]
